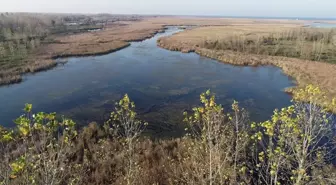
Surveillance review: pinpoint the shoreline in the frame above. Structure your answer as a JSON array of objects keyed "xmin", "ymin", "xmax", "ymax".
[
  {"xmin": 50, "ymin": 27, "xmax": 170, "ymax": 59},
  {"xmin": 0, "ymin": 22, "xmax": 166, "ymax": 86},
  {"xmin": 51, "ymin": 43, "xmax": 131, "ymax": 59},
  {"xmin": 157, "ymin": 38, "xmax": 336, "ymax": 112}
]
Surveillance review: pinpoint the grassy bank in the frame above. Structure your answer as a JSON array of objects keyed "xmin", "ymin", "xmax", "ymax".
[
  {"xmin": 0, "ymin": 87, "xmax": 335, "ymax": 184},
  {"xmin": 49, "ymin": 41, "xmax": 131, "ymax": 59},
  {"xmin": 0, "ymin": 59, "xmax": 57, "ymax": 85},
  {"xmin": 201, "ymin": 28, "xmax": 336, "ymax": 64},
  {"xmin": 45, "ymin": 21, "xmax": 165, "ymax": 58},
  {"xmin": 157, "ymin": 25, "xmax": 336, "ymax": 107}
]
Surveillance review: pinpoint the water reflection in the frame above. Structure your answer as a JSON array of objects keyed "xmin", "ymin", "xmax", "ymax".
[{"xmin": 0, "ymin": 27, "xmax": 294, "ymax": 136}]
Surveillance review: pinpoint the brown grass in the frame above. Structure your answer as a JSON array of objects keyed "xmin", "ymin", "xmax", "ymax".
[
  {"xmin": 157, "ymin": 25, "xmax": 336, "ymax": 101},
  {"xmin": 22, "ymin": 60, "xmax": 58, "ymax": 73},
  {"xmin": 0, "ymin": 59, "xmax": 57, "ymax": 85},
  {"xmin": 145, "ymin": 17, "xmax": 307, "ymax": 26},
  {"xmin": 49, "ymin": 41, "xmax": 131, "ymax": 58},
  {"xmin": 200, "ymin": 28, "xmax": 336, "ymax": 63},
  {"xmin": 0, "ymin": 75, "xmax": 22, "ymax": 85},
  {"xmin": 44, "ymin": 21, "xmax": 165, "ymax": 58}
]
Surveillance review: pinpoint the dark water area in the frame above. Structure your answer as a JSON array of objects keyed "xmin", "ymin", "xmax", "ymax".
[{"xmin": 0, "ymin": 27, "xmax": 295, "ymax": 136}]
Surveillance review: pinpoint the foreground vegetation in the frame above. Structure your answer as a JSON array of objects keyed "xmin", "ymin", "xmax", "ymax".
[{"xmin": 1, "ymin": 85, "xmax": 336, "ymax": 185}]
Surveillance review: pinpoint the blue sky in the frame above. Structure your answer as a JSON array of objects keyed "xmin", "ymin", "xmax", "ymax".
[{"xmin": 1, "ymin": 0, "xmax": 336, "ymax": 18}]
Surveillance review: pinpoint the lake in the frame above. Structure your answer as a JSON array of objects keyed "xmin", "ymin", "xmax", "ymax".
[{"xmin": 0, "ymin": 27, "xmax": 295, "ymax": 136}]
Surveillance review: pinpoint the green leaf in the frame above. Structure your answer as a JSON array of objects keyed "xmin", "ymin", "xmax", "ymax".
[{"xmin": 23, "ymin": 103, "xmax": 32, "ymax": 113}]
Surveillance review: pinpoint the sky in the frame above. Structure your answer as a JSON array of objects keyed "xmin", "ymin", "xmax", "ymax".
[{"xmin": 1, "ymin": 0, "xmax": 336, "ymax": 18}]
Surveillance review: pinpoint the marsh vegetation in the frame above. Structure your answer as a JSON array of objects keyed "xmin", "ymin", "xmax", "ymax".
[
  {"xmin": 0, "ymin": 13, "xmax": 156, "ymax": 86},
  {"xmin": 0, "ymin": 13, "xmax": 111, "ymax": 62},
  {"xmin": 202, "ymin": 28, "xmax": 336, "ymax": 63},
  {"xmin": 0, "ymin": 13, "xmax": 102, "ymax": 85}
]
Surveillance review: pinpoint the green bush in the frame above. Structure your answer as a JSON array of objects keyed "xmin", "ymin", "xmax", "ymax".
[{"xmin": 0, "ymin": 85, "xmax": 335, "ymax": 185}]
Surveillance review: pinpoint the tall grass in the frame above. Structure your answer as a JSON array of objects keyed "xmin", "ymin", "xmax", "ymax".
[{"xmin": 202, "ymin": 28, "xmax": 336, "ymax": 63}]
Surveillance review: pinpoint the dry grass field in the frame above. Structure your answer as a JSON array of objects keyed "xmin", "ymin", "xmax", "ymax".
[
  {"xmin": 44, "ymin": 21, "xmax": 166, "ymax": 58},
  {"xmin": 146, "ymin": 16, "xmax": 308, "ymax": 26}
]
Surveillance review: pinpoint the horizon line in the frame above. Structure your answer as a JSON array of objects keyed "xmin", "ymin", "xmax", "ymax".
[{"xmin": 1, "ymin": 12, "xmax": 336, "ymax": 20}]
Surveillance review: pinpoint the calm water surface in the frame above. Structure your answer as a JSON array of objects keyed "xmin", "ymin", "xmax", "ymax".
[{"xmin": 0, "ymin": 27, "xmax": 294, "ymax": 135}]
